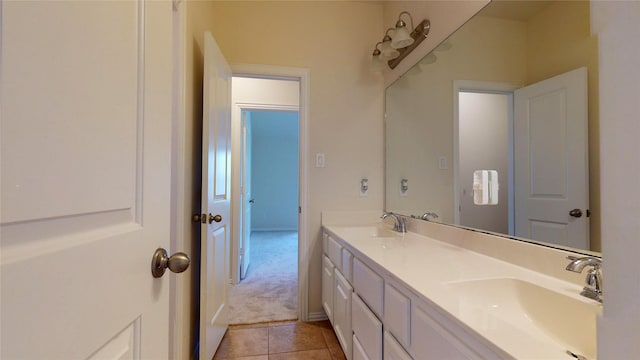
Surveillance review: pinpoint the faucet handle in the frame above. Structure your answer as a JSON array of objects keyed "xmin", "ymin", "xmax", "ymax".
[{"xmin": 566, "ymin": 255, "xmax": 579, "ymax": 261}]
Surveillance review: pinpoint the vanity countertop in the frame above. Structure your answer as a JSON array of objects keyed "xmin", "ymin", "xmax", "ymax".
[{"xmin": 323, "ymin": 224, "xmax": 601, "ymax": 360}]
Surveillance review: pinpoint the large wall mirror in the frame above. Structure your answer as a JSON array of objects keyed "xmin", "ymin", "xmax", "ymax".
[{"xmin": 385, "ymin": 0, "xmax": 601, "ymax": 254}]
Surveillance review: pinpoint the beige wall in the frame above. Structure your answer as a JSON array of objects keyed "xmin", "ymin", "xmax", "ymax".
[{"xmin": 526, "ymin": 0, "xmax": 601, "ymax": 251}]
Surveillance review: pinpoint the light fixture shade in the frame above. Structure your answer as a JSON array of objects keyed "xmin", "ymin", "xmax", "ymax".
[
  {"xmin": 380, "ymin": 39, "xmax": 400, "ymax": 60},
  {"xmin": 391, "ymin": 25, "xmax": 414, "ymax": 49},
  {"xmin": 371, "ymin": 48, "xmax": 385, "ymax": 71}
]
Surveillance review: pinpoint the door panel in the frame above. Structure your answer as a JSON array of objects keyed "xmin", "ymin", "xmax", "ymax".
[
  {"xmin": 514, "ymin": 67, "xmax": 589, "ymax": 249},
  {"xmin": 240, "ymin": 113, "xmax": 252, "ymax": 279},
  {"xmin": 1, "ymin": 1, "xmax": 173, "ymax": 359},
  {"xmin": 200, "ymin": 32, "xmax": 232, "ymax": 360}
]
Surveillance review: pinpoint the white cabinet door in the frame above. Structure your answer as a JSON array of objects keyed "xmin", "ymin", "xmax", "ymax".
[
  {"xmin": 334, "ymin": 270, "xmax": 353, "ymax": 360},
  {"xmin": 1, "ymin": 1, "xmax": 173, "ymax": 358},
  {"xmin": 384, "ymin": 282, "xmax": 411, "ymax": 348},
  {"xmin": 353, "ymin": 334, "xmax": 371, "ymax": 360},
  {"xmin": 352, "ymin": 294, "xmax": 382, "ymax": 360},
  {"xmin": 322, "ymin": 255, "xmax": 335, "ymax": 323},
  {"xmin": 384, "ymin": 331, "xmax": 413, "ymax": 360},
  {"xmin": 411, "ymin": 305, "xmax": 473, "ymax": 360}
]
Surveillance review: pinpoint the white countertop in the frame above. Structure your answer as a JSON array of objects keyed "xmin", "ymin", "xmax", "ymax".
[{"xmin": 323, "ymin": 224, "xmax": 602, "ymax": 360}]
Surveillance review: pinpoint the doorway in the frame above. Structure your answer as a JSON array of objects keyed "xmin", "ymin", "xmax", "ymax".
[
  {"xmin": 229, "ymin": 76, "xmax": 302, "ymax": 324},
  {"xmin": 454, "ymin": 81, "xmax": 519, "ymax": 234},
  {"xmin": 457, "ymin": 90, "xmax": 514, "ymax": 234}
]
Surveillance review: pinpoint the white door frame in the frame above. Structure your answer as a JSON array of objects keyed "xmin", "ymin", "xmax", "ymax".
[
  {"xmin": 231, "ymin": 64, "xmax": 311, "ymax": 321},
  {"xmin": 453, "ymin": 80, "xmax": 520, "ymax": 233}
]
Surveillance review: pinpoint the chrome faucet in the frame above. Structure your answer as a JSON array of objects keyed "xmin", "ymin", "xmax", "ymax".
[
  {"xmin": 565, "ymin": 256, "xmax": 603, "ymax": 303},
  {"xmin": 419, "ymin": 212, "xmax": 439, "ymax": 221},
  {"xmin": 381, "ymin": 212, "xmax": 406, "ymax": 233}
]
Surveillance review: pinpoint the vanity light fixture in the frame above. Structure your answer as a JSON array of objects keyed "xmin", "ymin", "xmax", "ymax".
[
  {"xmin": 372, "ymin": 11, "xmax": 431, "ymax": 71},
  {"xmin": 379, "ymin": 28, "xmax": 400, "ymax": 60},
  {"xmin": 391, "ymin": 11, "xmax": 415, "ymax": 49}
]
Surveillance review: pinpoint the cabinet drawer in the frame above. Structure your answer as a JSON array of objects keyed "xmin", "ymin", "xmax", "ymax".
[
  {"xmin": 352, "ymin": 294, "xmax": 382, "ymax": 360},
  {"xmin": 328, "ymin": 235, "xmax": 343, "ymax": 272},
  {"xmin": 384, "ymin": 283, "xmax": 411, "ymax": 348},
  {"xmin": 353, "ymin": 258, "xmax": 384, "ymax": 317},
  {"xmin": 341, "ymin": 247, "xmax": 353, "ymax": 283},
  {"xmin": 383, "ymin": 331, "xmax": 413, "ymax": 360}
]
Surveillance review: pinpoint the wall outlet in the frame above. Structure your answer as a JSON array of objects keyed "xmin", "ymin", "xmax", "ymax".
[
  {"xmin": 315, "ymin": 153, "xmax": 325, "ymax": 168},
  {"xmin": 438, "ymin": 156, "xmax": 448, "ymax": 170}
]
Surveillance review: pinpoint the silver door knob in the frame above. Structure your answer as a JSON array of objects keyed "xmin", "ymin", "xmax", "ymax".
[
  {"xmin": 569, "ymin": 208, "xmax": 583, "ymax": 218},
  {"xmin": 151, "ymin": 248, "xmax": 190, "ymax": 278},
  {"xmin": 208, "ymin": 213, "xmax": 222, "ymax": 224}
]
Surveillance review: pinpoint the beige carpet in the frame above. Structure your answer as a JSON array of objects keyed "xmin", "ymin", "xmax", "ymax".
[{"xmin": 228, "ymin": 231, "xmax": 298, "ymax": 324}]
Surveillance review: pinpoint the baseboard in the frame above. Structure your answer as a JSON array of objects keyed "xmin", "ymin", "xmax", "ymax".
[
  {"xmin": 307, "ymin": 311, "xmax": 328, "ymax": 322},
  {"xmin": 252, "ymin": 227, "xmax": 298, "ymax": 232}
]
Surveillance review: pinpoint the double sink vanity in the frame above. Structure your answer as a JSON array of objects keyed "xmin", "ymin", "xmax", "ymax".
[{"xmin": 321, "ymin": 211, "xmax": 602, "ymax": 360}]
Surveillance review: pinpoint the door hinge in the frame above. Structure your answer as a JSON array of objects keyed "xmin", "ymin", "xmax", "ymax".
[{"xmin": 298, "ymin": 206, "xmax": 302, "ymax": 214}]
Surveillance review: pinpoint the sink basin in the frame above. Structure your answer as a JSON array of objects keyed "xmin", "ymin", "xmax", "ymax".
[
  {"xmin": 368, "ymin": 227, "xmax": 399, "ymax": 238},
  {"xmin": 446, "ymin": 278, "xmax": 601, "ymax": 359}
]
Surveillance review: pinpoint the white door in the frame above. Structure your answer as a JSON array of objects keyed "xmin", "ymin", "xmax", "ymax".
[
  {"xmin": 240, "ymin": 112, "xmax": 253, "ymax": 279},
  {"xmin": 1, "ymin": 1, "xmax": 174, "ymax": 359},
  {"xmin": 200, "ymin": 32, "xmax": 232, "ymax": 360},
  {"xmin": 514, "ymin": 67, "xmax": 589, "ymax": 249}
]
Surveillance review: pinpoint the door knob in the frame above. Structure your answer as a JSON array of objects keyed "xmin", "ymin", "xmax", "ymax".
[
  {"xmin": 569, "ymin": 209, "xmax": 583, "ymax": 218},
  {"xmin": 151, "ymin": 248, "xmax": 190, "ymax": 278},
  {"xmin": 208, "ymin": 213, "xmax": 222, "ymax": 223}
]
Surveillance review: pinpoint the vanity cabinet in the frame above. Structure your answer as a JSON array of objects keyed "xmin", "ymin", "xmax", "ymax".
[{"xmin": 323, "ymin": 229, "xmax": 507, "ymax": 360}]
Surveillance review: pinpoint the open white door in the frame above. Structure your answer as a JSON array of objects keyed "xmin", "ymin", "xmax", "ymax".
[
  {"xmin": 200, "ymin": 32, "xmax": 232, "ymax": 360},
  {"xmin": 240, "ymin": 112, "xmax": 253, "ymax": 280},
  {"xmin": 1, "ymin": 1, "xmax": 174, "ymax": 359},
  {"xmin": 514, "ymin": 67, "xmax": 589, "ymax": 249}
]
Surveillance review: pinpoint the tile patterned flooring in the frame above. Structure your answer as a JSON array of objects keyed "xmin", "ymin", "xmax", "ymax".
[{"xmin": 213, "ymin": 320, "xmax": 346, "ymax": 360}]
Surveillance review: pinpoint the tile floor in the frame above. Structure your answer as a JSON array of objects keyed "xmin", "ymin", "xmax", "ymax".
[{"xmin": 213, "ymin": 320, "xmax": 346, "ymax": 360}]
